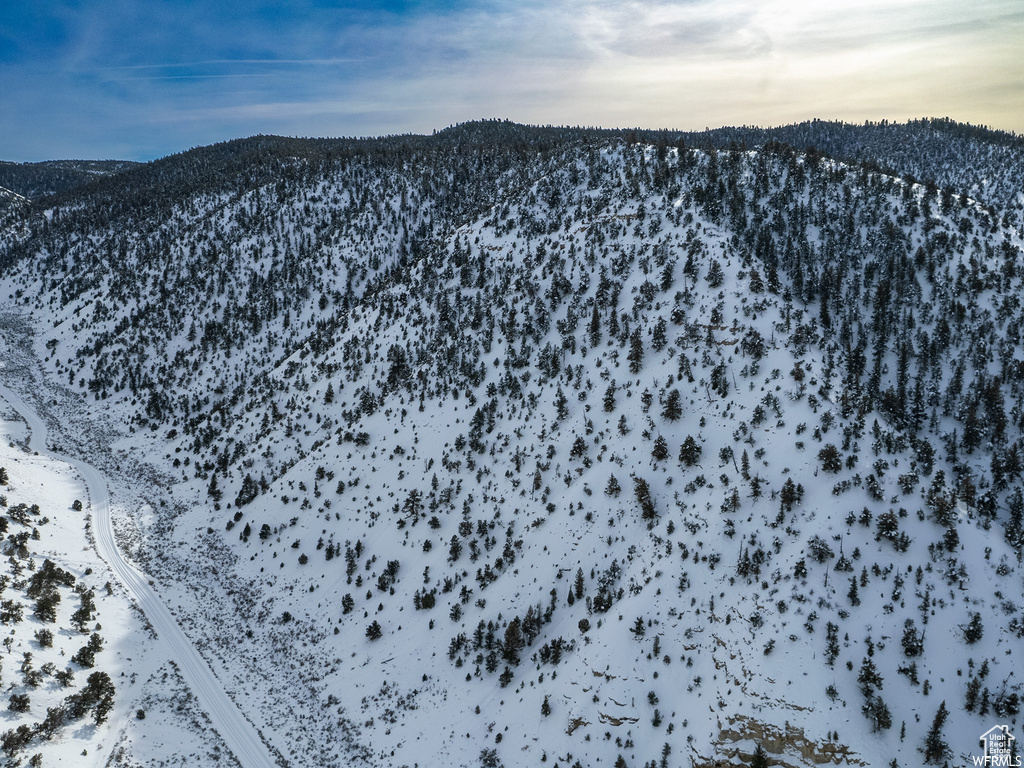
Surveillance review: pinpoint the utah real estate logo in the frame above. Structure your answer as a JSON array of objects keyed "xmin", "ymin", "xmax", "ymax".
[{"xmin": 976, "ymin": 725, "xmax": 1021, "ymax": 766}]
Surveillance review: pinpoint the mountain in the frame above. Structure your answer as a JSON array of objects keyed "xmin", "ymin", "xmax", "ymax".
[
  {"xmin": 1, "ymin": 118, "xmax": 1023, "ymax": 767},
  {"xmin": 689, "ymin": 118, "xmax": 1024, "ymax": 234},
  {"xmin": 0, "ymin": 159, "xmax": 141, "ymax": 200},
  {"xmin": 0, "ymin": 185, "xmax": 29, "ymax": 214}
]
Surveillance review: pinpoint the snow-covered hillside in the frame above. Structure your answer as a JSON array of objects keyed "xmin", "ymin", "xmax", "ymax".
[{"xmin": 1, "ymin": 120, "xmax": 1023, "ymax": 767}]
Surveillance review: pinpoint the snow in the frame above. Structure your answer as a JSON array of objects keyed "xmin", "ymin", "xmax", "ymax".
[
  {"xmin": 1, "ymin": 126, "xmax": 1023, "ymax": 766},
  {"xmin": 0, "ymin": 397, "xmax": 150, "ymax": 766},
  {"xmin": 0, "ymin": 382, "xmax": 277, "ymax": 768}
]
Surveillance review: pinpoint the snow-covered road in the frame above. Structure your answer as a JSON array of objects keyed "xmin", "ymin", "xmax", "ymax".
[{"xmin": 0, "ymin": 384, "xmax": 278, "ymax": 768}]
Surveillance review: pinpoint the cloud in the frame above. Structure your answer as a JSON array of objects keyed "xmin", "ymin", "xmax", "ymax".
[{"xmin": 1, "ymin": 0, "xmax": 1022, "ymax": 160}]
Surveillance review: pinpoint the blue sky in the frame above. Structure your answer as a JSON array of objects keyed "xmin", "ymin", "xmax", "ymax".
[{"xmin": 2, "ymin": 0, "xmax": 1022, "ymax": 161}]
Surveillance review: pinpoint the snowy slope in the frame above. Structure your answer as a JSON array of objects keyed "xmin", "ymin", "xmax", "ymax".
[
  {"xmin": 0, "ymin": 383, "xmax": 278, "ymax": 768},
  {"xmin": 0, "ymin": 393, "xmax": 151, "ymax": 766},
  {"xmin": 0, "ymin": 121, "xmax": 1022, "ymax": 767}
]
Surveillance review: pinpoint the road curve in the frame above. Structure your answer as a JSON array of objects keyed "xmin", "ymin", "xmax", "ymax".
[{"xmin": 0, "ymin": 384, "xmax": 278, "ymax": 768}]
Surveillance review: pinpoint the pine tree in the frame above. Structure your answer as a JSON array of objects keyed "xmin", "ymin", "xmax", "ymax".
[
  {"xmin": 679, "ymin": 435, "xmax": 702, "ymax": 466},
  {"xmin": 589, "ymin": 304, "xmax": 602, "ymax": 348},
  {"xmin": 660, "ymin": 261, "xmax": 674, "ymax": 291},
  {"xmin": 628, "ymin": 329, "xmax": 644, "ymax": 374},
  {"xmin": 605, "ymin": 474, "xmax": 621, "ymax": 497},
  {"xmin": 84, "ymin": 671, "xmax": 116, "ymax": 724},
  {"xmin": 848, "ymin": 576, "xmax": 860, "ymax": 606},
  {"xmin": 965, "ymin": 675, "xmax": 981, "ymax": 711},
  {"xmin": 652, "ymin": 436, "xmax": 669, "ymax": 462},
  {"xmin": 825, "ymin": 622, "xmax": 840, "ymax": 666},
  {"xmin": 652, "ymin": 317, "xmax": 667, "ymax": 351},
  {"xmin": 207, "ymin": 473, "xmax": 222, "ymax": 503},
  {"xmin": 503, "ymin": 618, "xmax": 524, "ymax": 665},
  {"xmin": 603, "ymin": 384, "xmax": 616, "ymax": 412},
  {"xmin": 555, "ymin": 385, "xmax": 569, "ymax": 421},
  {"xmin": 863, "ymin": 696, "xmax": 893, "ymax": 732},
  {"xmin": 234, "ymin": 473, "xmax": 259, "ymax": 507},
  {"xmin": 922, "ymin": 700, "xmax": 950, "ymax": 763},
  {"xmin": 706, "ymin": 259, "xmax": 724, "ymax": 287},
  {"xmin": 964, "ymin": 612, "xmax": 984, "ymax": 644},
  {"xmin": 901, "ymin": 619, "xmax": 923, "ymax": 657},
  {"xmin": 570, "ymin": 437, "xmax": 588, "ymax": 459},
  {"xmin": 818, "ymin": 444, "xmax": 843, "ymax": 473},
  {"xmin": 662, "ymin": 389, "xmax": 682, "ymax": 421},
  {"xmin": 633, "ymin": 476, "xmax": 656, "ymax": 521},
  {"xmin": 858, "ymin": 656, "xmax": 882, "ymax": 697}
]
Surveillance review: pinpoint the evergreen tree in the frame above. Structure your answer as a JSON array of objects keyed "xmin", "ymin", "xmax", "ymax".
[
  {"xmin": 651, "ymin": 317, "xmax": 667, "ymax": 351},
  {"xmin": 818, "ymin": 444, "xmax": 843, "ymax": 473},
  {"xmin": 901, "ymin": 619, "xmax": 924, "ymax": 657},
  {"xmin": 83, "ymin": 671, "xmax": 116, "ymax": 725},
  {"xmin": 589, "ymin": 304, "xmax": 602, "ymax": 348},
  {"xmin": 503, "ymin": 618, "xmax": 525, "ymax": 665},
  {"xmin": 825, "ymin": 622, "xmax": 840, "ymax": 666},
  {"xmin": 570, "ymin": 437, "xmax": 588, "ymax": 459},
  {"xmin": 605, "ymin": 474, "xmax": 621, "ymax": 497},
  {"xmin": 706, "ymin": 259, "xmax": 724, "ymax": 287},
  {"xmin": 966, "ymin": 676, "xmax": 981, "ymax": 711},
  {"xmin": 679, "ymin": 435, "xmax": 702, "ymax": 466},
  {"xmin": 555, "ymin": 385, "xmax": 569, "ymax": 421},
  {"xmin": 628, "ymin": 329, "xmax": 644, "ymax": 374},
  {"xmin": 863, "ymin": 696, "xmax": 893, "ymax": 732},
  {"xmin": 922, "ymin": 700, "xmax": 950, "ymax": 763},
  {"xmin": 964, "ymin": 612, "xmax": 984, "ymax": 644},
  {"xmin": 234, "ymin": 473, "xmax": 259, "ymax": 507},
  {"xmin": 207, "ymin": 473, "xmax": 222, "ymax": 503},
  {"xmin": 652, "ymin": 436, "xmax": 669, "ymax": 462},
  {"xmin": 662, "ymin": 389, "xmax": 682, "ymax": 421},
  {"xmin": 858, "ymin": 656, "xmax": 882, "ymax": 697},
  {"xmin": 603, "ymin": 384, "xmax": 616, "ymax": 412},
  {"xmin": 660, "ymin": 261, "xmax": 674, "ymax": 291},
  {"xmin": 633, "ymin": 476, "xmax": 656, "ymax": 521}
]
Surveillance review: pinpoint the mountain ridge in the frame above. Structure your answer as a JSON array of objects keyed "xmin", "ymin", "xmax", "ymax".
[{"xmin": 1, "ymin": 119, "xmax": 1023, "ymax": 767}]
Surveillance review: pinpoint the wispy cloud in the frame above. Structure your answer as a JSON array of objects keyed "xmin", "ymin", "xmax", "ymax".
[
  {"xmin": 107, "ymin": 59, "xmax": 364, "ymax": 71},
  {"xmin": 1, "ymin": 0, "xmax": 1021, "ymax": 160}
]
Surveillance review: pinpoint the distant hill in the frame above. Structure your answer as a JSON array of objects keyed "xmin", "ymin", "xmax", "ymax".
[{"xmin": 0, "ymin": 159, "xmax": 140, "ymax": 199}]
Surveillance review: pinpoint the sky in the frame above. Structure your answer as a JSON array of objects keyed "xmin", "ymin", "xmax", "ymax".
[{"xmin": 1, "ymin": 0, "xmax": 1022, "ymax": 162}]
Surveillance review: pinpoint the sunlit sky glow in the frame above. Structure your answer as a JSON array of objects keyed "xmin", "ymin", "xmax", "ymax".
[{"xmin": 2, "ymin": 0, "xmax": 1022, "ymax": 161}]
